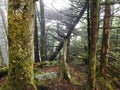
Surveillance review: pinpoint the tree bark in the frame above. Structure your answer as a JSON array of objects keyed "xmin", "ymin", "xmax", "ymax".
[
  {"xmin": 34, "ymin": 6, "xmax": 40, "ymax": 63},
  {"xmin": 1, "ymin": 0, "xmax": 36, "ymax": 90},
  {"xmin": 40, "ymin": 0, "xmax": 46, "ymax": 61},
  {"xmin": 0, "ymin": 47, "xmax": 4, "ymax": 66},
  {"xmin": 116, "ymin": 29, "xmax": 118, "ymax": 52},
  {"xmin": 88, "ymin": 0, "xmax": 100, "ymax": 90},
  {"xmin": 87, "ymin": 0, "xmax": 90, "ymax": 65},
  {"xmin": 100, "ymin": 0, "xmax": 111, "ymax": 78},
  {"xmin": 59, "ymin": 39, "xmax": 71, "ymax": 81}
]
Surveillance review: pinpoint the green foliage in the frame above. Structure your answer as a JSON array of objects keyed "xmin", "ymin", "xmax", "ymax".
[
  {"xmin": 70, "ymin": 39, "xmax": 85, "ymax": 55},
  {"xmin": 45, "ymin": 61, "xmax": 58, "ymax": 67},
  {"xmin": 108, "ymin": 51, "xmax": 120, "ymax": 77},
  {"xmin": 43, "ymin": 61, "xmax": 58, "ymax": 67},
  {"xmin": 106, "ymin": 82, "xmax": 114, "ymax": 90},
  {"xmin": 95, "ymin": 79, "xmax": 115, "ymax": 90}
]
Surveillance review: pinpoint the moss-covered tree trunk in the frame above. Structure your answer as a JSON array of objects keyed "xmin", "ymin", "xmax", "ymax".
[
  {"xmin": 1, "ymin": 0, "xmax": 36, "ymax": 90},
  {"xmin": 59, "ymin": 39, "xmax": 71, "ymax": 81},
  {"xmin": 0, "ymin": 47, "xmax": 4, "ymax": 67},
  {"xmin": 88, "ymin": 0, "xmax": 100, "ymax": 90},
  {"xmin": 100, "ymin": 0, "xmax": 111, "ymax": 78}
]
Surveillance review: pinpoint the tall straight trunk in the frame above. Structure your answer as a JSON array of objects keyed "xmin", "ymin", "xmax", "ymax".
[
  {"xmin": 1, "ymin": 0, "xmax": 36, "ymax": 90},
  {"xmin": 40, "ymin": 0, "xmax": 46, "ymax": 61},
  {"xmin": 34, "ymin": 9, "xmax": 40, "ymax": 63},
  {"xmin": 100, "ymin": 0, "xmax": 111, "ymax": 78},
  {"xmin": 88, "ymin": 0, "xmax": 100, "ymax": 90},
  {"xmin": 87, "ymin": 0, "xmax": 91, "ymax": 65}
]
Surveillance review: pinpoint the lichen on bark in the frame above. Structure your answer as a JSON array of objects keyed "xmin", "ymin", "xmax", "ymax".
[
  {"xmin": 59, "ymin": 39, "xmax": 71, "ymax": 82},
  {"xmin": 1, "ymin": 0, "xmax": 36, "ymax": 90},
  {"xmin": 100, "ymin": 0, "xmax": 111, "ymax": 78},
  {"xmin": 88, "ymin": 0, "xmax": 100, "ymax": 90}
]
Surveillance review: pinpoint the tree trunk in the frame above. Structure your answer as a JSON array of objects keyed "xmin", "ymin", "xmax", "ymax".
[
  {"xmin": 87, "ymin": 0, "xmax": 90, "ymax": 65},
  {"xmin": 40, "ymin": 0, "xmax": 46, "ymax": 61},
  {"xmin": 88, "ymin": 0, "xmax": 100, "ymax": 90},
  {"xmin": 116, "ymin": 29, "xmax": 118, "ymax": 52},
  {"xmin": 67, "ymin": 38, "xmax": 70, "ymax": 62},
  {"xmin": 1, "ymin": 0, "xmax": 36, "ymax": 90},
  {"xmin": 0, "ymin": 47, "xmax": 4, "ymax": 66},
  {"xmin": 34, "ymin": 7, "xmax": 40, "ymax": 63},
  {"xmin": 100, "ymin": 0, "xmax": 111, "ymax": 78},
  {"xmin": 59, "ymin": 39, "xmax": 71, "ymax": 81}
]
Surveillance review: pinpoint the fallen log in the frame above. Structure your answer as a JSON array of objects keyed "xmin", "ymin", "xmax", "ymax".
[{"xmin": 34, "ymin": 61, "xmax": 58, "ymax": 68}]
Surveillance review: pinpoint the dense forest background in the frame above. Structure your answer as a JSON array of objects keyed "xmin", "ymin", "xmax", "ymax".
[{"xmin": 0, "ymin": 0, "xmax": 120, "ymax": 90}]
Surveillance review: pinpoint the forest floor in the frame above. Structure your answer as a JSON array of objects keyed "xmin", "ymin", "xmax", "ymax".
[
  {"xmin": 0, "ymin": 75, "xmax": 6, "ymax": 87},
  {"xmin": 0, "ymin": 60, "xmax": 120, "ymax": 90},
  {"xmin": 36, "ymin": 62, "xmax": 88, "ymax": 90},
  {"xmin": 34, "ymin": 60, "xmax": 120, "ymax": 90}
]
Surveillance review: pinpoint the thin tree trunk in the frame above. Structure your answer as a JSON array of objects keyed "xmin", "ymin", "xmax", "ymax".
[
  {"xmin": 0, "ymin": 47, "xmax": 4, "ymax": 66},
  {"xmin": 100, "ymin": 0, "xmax": 111, "ymax": 78},
  {"xmin": 88, "ymin": 0, "xmax": 100, "ymax": 90},
  {"xmin": 34, "ymin": 8, "xmax": 40, "ymax": 63},
  {"xmin": 67, "ymin": 38, "xmax": 70, "ymax": 62},
  {"xmin": 116, "ymin": 29, "xmax": 118, "ymax": 52},
  {"xmin": 40, "ymin": 0, "xmax": 46, "ymax": 61},
  {"xmin": 1, "ymin": 0, "xmax": 36, "ymax": 90},
  {"xmin": 59, "ymin": 39, "xmax": 71, "ymax": 81},
  {"xmin": 87, "ymin": 0, "xmax": 90, "ymax": 65}
]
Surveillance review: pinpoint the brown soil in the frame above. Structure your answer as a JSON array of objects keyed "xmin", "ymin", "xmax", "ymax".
[{"xmin": 0, "ymin": 75, "xmax": 7, "ymax": 87}]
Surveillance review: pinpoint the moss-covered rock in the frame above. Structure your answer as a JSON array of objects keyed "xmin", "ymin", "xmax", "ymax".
[{"xmin": 35, "ymin": 72, "xmax": 57, "ymax": 81}]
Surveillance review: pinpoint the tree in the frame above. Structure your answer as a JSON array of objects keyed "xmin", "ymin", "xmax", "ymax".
[
  {"xmin": 49, "ymin": 3, "xmax": 87, "ymax": 61},
  {"xmin": 40, "ymin": 0, "xmax": 46, "ymax": 60},
  {"xmin": 59, "ymin": 39, "xmax": 71, "ymax": 81},
  {"xmin": 1, "ymin": 0, "xmax": 36, "ymax": 90},
  {"xmin": 0, "ymin": 47, "xmax": 4, "ymax": 66},
  {"xmin": 34, "ymin": 4, "xmax": 40, "ymax": 63},
  {"xmin": 87, "ymin": 0, "xmax": 90, "ymax": 64},
  {"xmin": 88, "ymin": 0, "xmax": 100, "ymax": 90},
  {"xmin": 100, "ymin": 0, "xmax": 111, "ymax": 78},
  {"xmin": 0, "ymin": 8, "xmax": 7, "ymax": 33}
]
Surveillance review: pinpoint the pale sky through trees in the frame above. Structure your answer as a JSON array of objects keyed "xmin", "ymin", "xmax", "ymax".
[{"xmin": 37, "ymin": 0, "xmax": 70, "ymax": 10}]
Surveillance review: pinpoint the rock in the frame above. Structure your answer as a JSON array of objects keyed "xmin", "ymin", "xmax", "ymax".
[{"xmin": 35, "ymin": 72, "xmax": 57, "ymax": 81}]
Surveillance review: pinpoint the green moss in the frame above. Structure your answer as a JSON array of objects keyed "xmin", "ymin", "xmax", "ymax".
[
  {"xmin": 106, "ymin": 82, "xmax": 114, "ymax": 90},
  {"xmin": 59, "ymin": 40, "xmax": 71, "ymax": 82},
  {"xmin": 71, "ymin": 78, "xmax": 81, "ymax": 86},
  {"xmin": 0, "ymin": 0, "xmax": 37, "ymax": 90},
  {"xmin": 95, "ymin": 79, "xmax": 116, "ymax": 90},
  {"xmin": 36, "ymin": 80, "xmax": 49, "ymax": 87}
]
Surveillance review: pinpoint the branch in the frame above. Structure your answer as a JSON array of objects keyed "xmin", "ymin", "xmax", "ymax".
[{"xmin": 49, "ymin": 2, "xmax": 87, "ymax": 61}]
